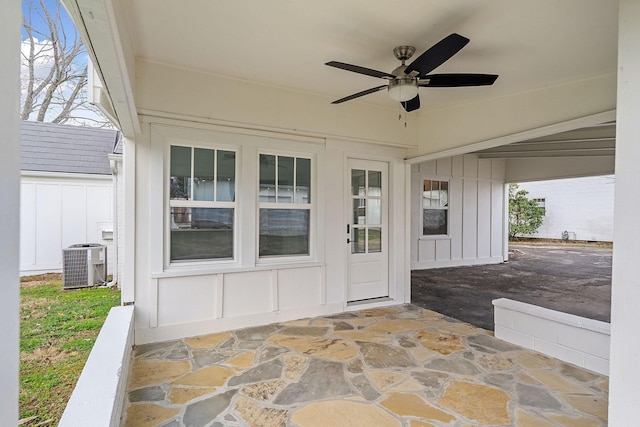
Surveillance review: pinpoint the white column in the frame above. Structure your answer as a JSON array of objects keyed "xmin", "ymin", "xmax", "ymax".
[
  {"xmin": 609, "ymin": 0, "xmax": 640, "ymax": 422},
  {"xmin": 0, "ymin": 0, "xmax": 22, "ymax": 422},
  {"xmin": 122, "ymin": 137, "xmax": 136, "ymax": 304}
]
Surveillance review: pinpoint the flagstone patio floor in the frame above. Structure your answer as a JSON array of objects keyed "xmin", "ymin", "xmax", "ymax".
[{"xmin": 122, "ymin": 304, "xmax": 608, "ymax": 426}]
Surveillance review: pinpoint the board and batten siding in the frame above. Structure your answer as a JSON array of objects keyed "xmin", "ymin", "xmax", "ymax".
[
  {"xmin": 411, "ymin": 155, "xmax": 507, "ymax": 270},
  {"xmin": 20, "ymin": 174, "xmax": 114, "ymax": 276}
]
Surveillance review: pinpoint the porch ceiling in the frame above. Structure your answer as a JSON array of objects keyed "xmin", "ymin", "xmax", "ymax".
[
  {"xmin": 113, "ymin": 0, "xmax": 616, "ymax": 113},
  {"xmin": 475, "ymin": 122, "xmax": 617, "ymax": 159}
]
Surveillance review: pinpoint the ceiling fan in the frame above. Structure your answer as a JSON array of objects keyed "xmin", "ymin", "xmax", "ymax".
[{"xmin": 326, "ymin": 33, "xmax": 498, "ymax": 112}]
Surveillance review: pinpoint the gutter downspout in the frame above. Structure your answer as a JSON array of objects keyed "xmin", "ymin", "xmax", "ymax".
[{"xmin": 104, "ymin": 153, "xmax": 121, "ymax": 288}]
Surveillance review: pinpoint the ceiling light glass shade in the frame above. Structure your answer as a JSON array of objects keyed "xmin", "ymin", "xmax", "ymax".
[{"xmin": 388, "ymin": 78, "xmax": 418, "ymax": 102}]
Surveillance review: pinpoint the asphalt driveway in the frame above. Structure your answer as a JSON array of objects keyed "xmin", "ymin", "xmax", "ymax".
[{"xmin": 411, "ymin": 244, "xmax": 612, "ymax": 330}]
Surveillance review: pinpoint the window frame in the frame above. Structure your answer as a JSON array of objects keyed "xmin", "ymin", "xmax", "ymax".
[
  {"xmin": 421, "ymin": 178, "xmax": 450, "ymax": 238},
  {"xmin": 533, "ymin": 197, "xmax": 546, "ymax": 215},
  {"xmin": 165, "ymin": 142, "xmax": 239, "ymax": 266},
  {"xmin": 257, "ymin": 150, "xmax": 314, "ymax": 262}
]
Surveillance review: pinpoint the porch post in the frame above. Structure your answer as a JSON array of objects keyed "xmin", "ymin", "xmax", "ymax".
[
  {"xmin": 609, "ymin": 0, "xmax": 640, "ymax": 422},
  {"xmin": 0, "ymin": 0, "xmax": 22, "ymax": 422}
]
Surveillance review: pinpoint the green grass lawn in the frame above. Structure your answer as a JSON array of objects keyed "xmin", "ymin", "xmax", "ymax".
[{"xmin": 19, "ymin": 274, "xmax": 121, "ymax": 425}]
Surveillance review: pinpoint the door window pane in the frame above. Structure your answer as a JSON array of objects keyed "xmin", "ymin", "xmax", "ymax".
[
  {"xmin": 170, "ymin": 207, "xmax": 234, "ymax": 260},
  {"xmin": 351, "ymin": 228, "xmax": 366, "ymax": 254},
  {"xmin": 259, "ymin": 154, "xmax": 276, "ymax": 202},
  {"xmin": 368, "ymin": 171, "xmax": 382, "ymax": 196},
  {"xmin": 367, "ymin": 199, "xmax": 381, "ymax": 225},
  {"xmin": 353, "ymin": 199, "xmax": 366, "ymax": 225},
  {"xmin": 351, "ymin": 169, "xmax": 366, "ymax": 196},
  {"xmin": 259, "ymin": 209, "xmax": 309, "ymax": 256},
  {"xmin": 193, "ymin": 148, "xmax": 214, "ymax": 201},
  {"xmin": 170, "ymin": 146, "xmax": 191, "ymax": 200},
  {"xmin": 368, "ymin": 227, "xmax": 381, "ymax": 253},
  {"xmin": 295, "ymin": 157, "xmax": 311, "ymax": 204},
  {"xmin": 216, "ymin": 150, "xmax": 236, "ymax": 202}
]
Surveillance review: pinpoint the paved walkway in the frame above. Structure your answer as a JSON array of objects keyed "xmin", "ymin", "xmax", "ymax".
[
  {"xmin": 412, "ymin": 244, "xmax": 612, "ymax": 330},
  {"xmin": 123, "ymin": 305, "xmax": 608, "ymax": 426}
]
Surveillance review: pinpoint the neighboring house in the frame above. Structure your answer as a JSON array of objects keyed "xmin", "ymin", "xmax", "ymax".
[
  {"xmin": 20, "ymin": 121, "xmax": 123, "ymax": 281},
  {"xmin": 4, "ymin": 1, "xmax": 640, "ymax": 423},
  {"xmin": 517, "ymin": 175, "xmax": 615, "ymax": 242}
]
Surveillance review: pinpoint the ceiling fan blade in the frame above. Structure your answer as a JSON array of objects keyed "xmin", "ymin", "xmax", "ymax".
[
  {"xmin": 331, "ymin": 85, "xmax": 388, "ymax": 104},
  {"xmin": 401, "ymin": 95, "xmax": 420, "ymax": 112},
  {"xmin": 419, "ymin": 73, "xmax": 499, "ymax": 87},
  {"xmin": 326, "ymin": 61, "xmax": 395, "ymax": 80},
  {"xmin": 405, "ymin": 33, "xmax": 470, "ymax": 77}
]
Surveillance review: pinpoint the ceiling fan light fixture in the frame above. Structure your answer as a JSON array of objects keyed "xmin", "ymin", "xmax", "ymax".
[{"xmin": 388, "ymin": 78, "xmax": 418, "ymax": 102}]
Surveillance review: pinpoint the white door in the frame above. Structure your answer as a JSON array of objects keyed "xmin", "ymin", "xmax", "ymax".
[{"xmin": 347, "ymin": 159, "xmax": 389, "ymax": 301}]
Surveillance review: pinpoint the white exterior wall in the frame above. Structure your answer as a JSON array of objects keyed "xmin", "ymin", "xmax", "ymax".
[
  {"xmin": 411, "ymin": 155, "xmax": 506, "ymax": 270},
  {"xmin": 20, "ymin": 173, "xmax": 115, "ymax": 276},
  {"xmin": 517, "ymin": 175, "xmax": 615, "ymax": 242},
  {"xmin": 132, "ymin": 119, "xmax": 408, "ymax": 344}
]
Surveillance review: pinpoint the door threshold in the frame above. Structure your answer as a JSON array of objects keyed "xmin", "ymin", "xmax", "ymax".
[{"xmin": 347, "ymin": 296, "xmax": 393, "ymax": 308}]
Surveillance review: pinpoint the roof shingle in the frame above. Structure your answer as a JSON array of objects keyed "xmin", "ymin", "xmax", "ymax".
[{"xmin": 21, "ymin": 121, "xmax": 120, "ymax": 175}]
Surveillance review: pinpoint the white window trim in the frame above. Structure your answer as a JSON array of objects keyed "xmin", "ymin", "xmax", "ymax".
[
  {"xmin": 256, "ymin": 150, "xmax": 315, "ymax": 264},
  {"xmin": 164, "ymin": 141, "xmax": 240, "ymax": 269},
  {"xmin": 421, "ymin": 177, "xmax": 450, "ymax": 239}
]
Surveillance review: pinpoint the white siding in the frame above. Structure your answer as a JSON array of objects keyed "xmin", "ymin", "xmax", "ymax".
[
  {"xmin": 517, "ymin": 175, "xmax": 614, "ymax": 242},
  {"xmin": 411, "ymin": 154, "xmax": 506, "ymax": 270},
  {"xmin": 20, "ymin": 174, "xmax": 114, "ymax": 276},
  {"xmin": 133, "ymin": 121, "xmax": 408, "ymax": 344}
]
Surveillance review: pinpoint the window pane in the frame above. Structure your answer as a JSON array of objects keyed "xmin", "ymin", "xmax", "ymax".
[
  {"xmin": 353, "ymin": 199, "xmax": 366, "ymax": 225},
  {"xmin": 170, "ymin": 207, "xmax": 234, "ymax": 260},
  {"xmin": 368, "ymin": 171, "xmax": 381, "ymax": 197},
  {"xmin": 422, "ymin": 179, "xmax": 433, "ymax": 208},
  {"xmin": 295, "ymin": 157, "xmax": 311, "ymax": 204},
  {"xmin": 440, "ymin": 181, "xmax": 448, "ymax": 207},
  {"xmin": 217, "ymin": 150, "xmax": 236, "ymax": 202},
  {"xmin": 259, "ymin": 209, "xmax": 309, "ymax": 256},
  {"xmin": 170, "ymin": 146, "xmax": 191, "ymax": 200},
  {"xmin": 351, "ymin": 228, "xmax": 366, "ymax": 254},
  {"xmin": 368, "ymin": 228, "xmax": 381, "ymax": 253},
  {"xmin": 193, "ymin": 148, "xmax": 214, "ymax": 201},
  {"xmin": 423, "ymin": 209, "xmax": 448, "ymax": 235},
  {"xmin": 278, "ymin": 156, "xmax": 294, "ymax": 203},
  {"xmin": 367, "ymin": 199, "xmax": 381, "ymax": 225},
  {"xmin": 259, "ymin": 154, "xmax": 276, "ymax": 202},
  {"xmin": 351, "ymin": 169, "xmax": 366, "ymax": 196}
]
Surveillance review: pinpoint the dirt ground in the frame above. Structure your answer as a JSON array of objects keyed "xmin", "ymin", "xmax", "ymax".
[{"xmin": 411, "ymin": 244, "xmax": 612, "ymax": 330}]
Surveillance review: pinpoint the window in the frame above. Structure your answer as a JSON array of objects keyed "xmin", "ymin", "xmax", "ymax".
[
  {"xmin": 259, "ymin": 154, "xmax": 311, "ymax": 257},
  {"xmin": 169, "ymin": 145, "xmax": 236, "ymax": 261},
  {"xmin": 422, "ymin": 179, "xmax": 448, "ymax": 236},
  {"xmin": 533, "ymin": 198, "xmax": 546, "ymax": 214}
]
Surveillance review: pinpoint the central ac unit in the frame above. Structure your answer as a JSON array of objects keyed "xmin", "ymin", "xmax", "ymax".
[{"xmin": 62, "ymin": 244, "xmax": 107, "ymax": 289}]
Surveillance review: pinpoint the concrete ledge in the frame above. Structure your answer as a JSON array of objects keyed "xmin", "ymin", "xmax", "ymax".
[
  {"xmin": 59, "ymin": 305, "xmax": 135, "ymax": 427},
  {"xmin": 493, "ymin": 298, "xmax": 610, "ymax": 375}
]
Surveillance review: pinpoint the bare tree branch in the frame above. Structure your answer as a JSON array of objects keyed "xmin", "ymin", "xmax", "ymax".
[{"xmin": 20, "ymin": 0, "xmax": 111, "ymax": 127}]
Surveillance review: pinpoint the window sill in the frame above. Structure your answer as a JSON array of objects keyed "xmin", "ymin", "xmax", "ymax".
[
  {"xmin": 419, "ymin": 235, "xmax": 451, "ymax": 240},
  {"xmin": 152, "ymin": 260, "xmax": 325, "ymax": 279}
]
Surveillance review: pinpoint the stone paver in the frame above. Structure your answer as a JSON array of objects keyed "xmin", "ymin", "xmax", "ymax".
[{"xmin": 123, "ymin": 305, "xmax": 608, "ymax": 426}]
